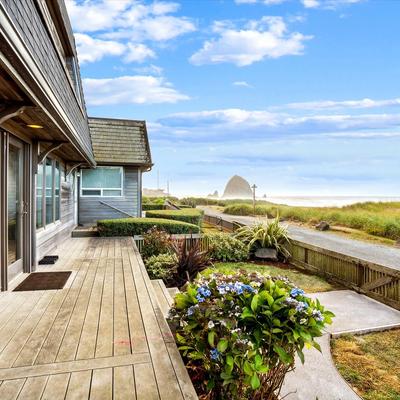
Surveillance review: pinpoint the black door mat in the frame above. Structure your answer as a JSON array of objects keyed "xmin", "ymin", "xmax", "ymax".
[
  {"xmin": 13, "ymin": 271, "xmax": 72, "ymax": 291},
  {"xmin": 38, "ymin": 255, "xmax": 59, "ymax": 265}
]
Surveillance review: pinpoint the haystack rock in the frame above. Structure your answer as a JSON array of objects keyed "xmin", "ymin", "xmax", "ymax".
[{"xmin": 222, "ymin": 175, "xmax": 253, "ymax": 199}]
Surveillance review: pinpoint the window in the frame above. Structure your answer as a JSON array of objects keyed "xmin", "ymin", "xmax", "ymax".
[
  {"xmin": 36, "ymin": 158, "xmax": 61, "ymax": 229},
  {"xmin": 81, "ymin": 167, "xmax": 123, "ymax": 197}
]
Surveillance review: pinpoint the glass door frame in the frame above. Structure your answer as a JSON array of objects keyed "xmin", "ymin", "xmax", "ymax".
[{"xmin": 0, "ymin": 131, "xmax": 32, "ymax": 291}]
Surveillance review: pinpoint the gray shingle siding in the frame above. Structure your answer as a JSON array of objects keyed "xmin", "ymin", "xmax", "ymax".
[
  {"xmin": 1, "ymin": 0, "xmax": 94, "ymax": 163},
  {"xmin": 79, "ymin": 167, "xmax": 141, "ymax": 225}
]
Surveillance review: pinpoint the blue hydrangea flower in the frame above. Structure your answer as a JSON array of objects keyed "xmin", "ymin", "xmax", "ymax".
[
  {"xmin": 312, "ymin": 310, "xmax": 324, "ymax": 322},
  {"xmin": 290, "ymin": 288, "xmax": 305, "ymax": 298},
  {"xmin": 196, "ymin": 294, "xmax": 205, "ymax": 303},
  {"xmin": 197, "ymin": 286, "xmax": 211, "ymax": 298},
  {"xmin": 210, "ymin": 348, "xmax": 220, "ymax": 360},
  {"xmin": 187, "ymin": 306, "xmax": 196, "ymax": 316},
  {"xmin": 295, "ymin": 301, "xmax": 308, "ymax": 312}
]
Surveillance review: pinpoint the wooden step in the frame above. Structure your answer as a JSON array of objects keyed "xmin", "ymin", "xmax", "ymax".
[
  {"xmin": 151, "ymin": 280, "xmax": 174, "ymax": 318},
  {"xmin": 71, "ymin": 227, "xmax": 99, "ymax": 238},
  {"xmin": 168, "ymin": 287, "xmax": 180, "ymax": 299}
]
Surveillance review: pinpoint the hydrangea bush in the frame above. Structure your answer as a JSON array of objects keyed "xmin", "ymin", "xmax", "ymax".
[{"xmin": 168, "ymin": 272, "xmax": 334, "ymax": 400}]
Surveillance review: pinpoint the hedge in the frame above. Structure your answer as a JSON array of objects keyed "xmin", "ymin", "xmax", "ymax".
[
  {"xmin": 97, "ymin": 217, "xmax": 200, "ymax": 236},
  {"xmin": 142, "ymin": 203, "xmax": 165, "ymax": 211},
  {"xmin": 145, "ymin": 209, "xmax": 204, "ymax": 227}
]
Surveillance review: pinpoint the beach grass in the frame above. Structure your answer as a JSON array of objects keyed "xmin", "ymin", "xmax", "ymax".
[
  {"xmin": 332, "ymin": 329, "xmax": 400, "ymax": 400},
  {"xmin": 222, "ymin": 201, "xmax": 400, "ymax": 241}
]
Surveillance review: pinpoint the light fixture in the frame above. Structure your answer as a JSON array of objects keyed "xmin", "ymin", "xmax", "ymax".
[{"xmin": 26, "ymin": 124, "xmax": 43, "ymax": 129}]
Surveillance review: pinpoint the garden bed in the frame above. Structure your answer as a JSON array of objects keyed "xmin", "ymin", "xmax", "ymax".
[
  {"xmin": 332, "ymin": 329, "xmax": 400, "ymax": 400},
  {"xmin": 202, "ymin": 261, "xmax": 339, "ymax": 293}
]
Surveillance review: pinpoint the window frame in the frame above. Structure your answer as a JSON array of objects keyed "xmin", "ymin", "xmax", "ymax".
[
  {"xmin": 80, "ymin": 167, "xmax": 124, "ymax": 198},
  {"xmin": 36, "ymin": 157, "xmax": 62, "ymax": 230}
]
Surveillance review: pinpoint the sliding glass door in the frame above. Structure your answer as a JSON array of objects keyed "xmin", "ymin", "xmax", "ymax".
[{"xmin": 7, "ymin": 137, "xmax": 26, "ymax": 282}]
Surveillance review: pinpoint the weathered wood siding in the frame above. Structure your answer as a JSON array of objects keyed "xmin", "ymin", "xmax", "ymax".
[
  {"xmin": 79, "ymin": 167, "xmax": 141, "ymax": 225},
  {"xmin": 0, "ymin": 0, "xmax": 94, "ymax": 163},
  {"xmin": 36, "ymin": 170, "xmax": 76, "ymax": 262}
]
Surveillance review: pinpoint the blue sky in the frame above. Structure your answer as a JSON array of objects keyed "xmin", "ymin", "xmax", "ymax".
[{"xmin": 66, "ymin": 0, "xmax": 400, "ymax": 197}]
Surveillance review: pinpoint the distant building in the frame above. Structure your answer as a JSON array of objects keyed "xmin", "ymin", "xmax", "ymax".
[
  {"xmin": 143, "ymin": 188, "xmax": 169, "ymax": 197},
  {"xmin": 222, "ymin": 175, "xmax": 253, "ymax": 199}
]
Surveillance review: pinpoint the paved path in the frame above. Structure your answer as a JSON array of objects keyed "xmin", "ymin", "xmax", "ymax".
[
  {"xmin": 282, "ymin": 290, "xmax": 400, "ymax": 400},
  {"xmin": 200, "ymin": 207, "xmax": 400, "ymax": 272}
]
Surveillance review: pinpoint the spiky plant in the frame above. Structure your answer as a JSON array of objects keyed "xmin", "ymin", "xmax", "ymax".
[
  {"xmin": 171, "ymin": 240, "xmax": 212, "ymax": 288},
  {"xmin": 234, "ymin": 217, "xmax": 291, "ymax": 260}
]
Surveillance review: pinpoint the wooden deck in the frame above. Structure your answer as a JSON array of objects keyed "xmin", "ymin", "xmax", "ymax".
[{"xmin": 0, "ymin": 237, "xmax": 197, "ymax": 399}]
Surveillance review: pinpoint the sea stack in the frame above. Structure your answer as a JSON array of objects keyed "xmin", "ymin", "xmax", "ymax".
[{"xmin": 222, "ymin": 175, "xmax": 253, "ymax": 199}]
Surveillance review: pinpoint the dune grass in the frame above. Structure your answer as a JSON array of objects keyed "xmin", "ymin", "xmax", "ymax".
[
  {"xmin": 223, "ymin": 202, "xmax": 400, "ymax": 241},
  {"xmin": 202, "ymin": 261, "xmax": 337, "ymax": 293},
  {"xmin": 332, "ymin": 329, "xmax": 400, "ymax": 400}
]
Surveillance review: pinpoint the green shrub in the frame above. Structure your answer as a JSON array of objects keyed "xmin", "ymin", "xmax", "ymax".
[
  {"xmin": 141, "ymin": 227, "xmax": 172, "ymax": 260},
  {"xmin": 145, "ymin": 253, "xmax": 177, "ymax": 281},
  {"xmin": 168, "ymin": 272, "xmax": 334, "ymax": 399},
  {"xmin": 204, "ymin": 233, "xmax": 249, "ymax": 262},
  {"xmin": 97, "ymin": 217, "xmax": 200, "ymax": 236},
  {"xmin": 146, "ymin": 209, "xmax": 204, "ymax": 227},
  {"xmin": 142, "ymin": 203, "xmax": 166, "ymax": 211},
  {"xmin": 234, "ymin": 218, "xmax": 291, "ymax": 260}
]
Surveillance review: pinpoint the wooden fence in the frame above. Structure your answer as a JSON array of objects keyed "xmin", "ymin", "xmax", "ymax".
[{"xmin": 135, "ymin": 215, "xmax": 400, "ymax": 310}]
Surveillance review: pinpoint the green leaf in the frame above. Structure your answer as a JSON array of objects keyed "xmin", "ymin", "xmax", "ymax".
[
  {"xmin": 226, "ymin": 355, "xmax": 234, "ymax": 373},
  {"xmin": 257, "ymin": 365, "xmax": 269, "ymax": 373},
  {"xmin": 176, "ymin": 333, "xmax": 186, "ymax": 344},
  {"xmin": 243, "ymin": 361, "xmax": 253, "ymax": 376},
  {"xmin": 313, "ymin": 341, "xmax": 322, "ymax": 352},
  {"xmin": 217, "ymin": 339, "xmax": 228, "ymax": 353},
  {"xmin": 251, "ymin": 373, "xmax": 261, "ymax": 389},
  {"xmin": 273, "ymin": 345, "xmax": 293, "ymax": 365},
  {"xmin": 254, "ymin": 354, "xmax": 262, "ymax": 368},
  {"xmin": 297, "ymin": 349, "xmax": 305, "ymax": 364},
  {"xmin": 241, "ymin": 307, "xmax": 255, "ymax": 319},
  {"xmin": 220, "ymin": 372, "xmax": 232, "ymax": 380},
  {"xmin": 251, "ymin": 294, "xmax": 259, "ymax": 312},
  {"xmin": 208, "ymin": 331, "xmax": 215, "ymax": 347}
]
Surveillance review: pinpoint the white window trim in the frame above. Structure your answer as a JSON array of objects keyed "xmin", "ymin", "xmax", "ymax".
[{"xmin": 80, "ymin": 167, "xmax": 124, "ymax": 197}]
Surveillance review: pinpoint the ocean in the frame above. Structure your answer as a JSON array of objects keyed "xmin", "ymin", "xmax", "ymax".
[{"xmin": 265, "ymin": 196, "xmax": 400, "ymax": 208}]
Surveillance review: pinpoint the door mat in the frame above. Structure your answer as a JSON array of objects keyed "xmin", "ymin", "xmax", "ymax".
[{"xmin": 13, "ymin": 271, "xmax": 72, "ymax": 291}]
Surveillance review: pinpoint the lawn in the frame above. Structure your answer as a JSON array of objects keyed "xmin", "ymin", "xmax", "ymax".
[
  {"xmin": 202, "ymin": 261, "xmax": 337, "ymax": 293},
  {"xmin": 332, "ymin": 329, "xmax": 400, "ymax": 400}
]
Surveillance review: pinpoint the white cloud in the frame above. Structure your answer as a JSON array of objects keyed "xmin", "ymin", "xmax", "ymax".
[
  {"xmin": 233, "ymin": 81, "xmax": 253, "ymax": 88},
  {"xmin": 123, "ymin": 43, "xmax": 156, "ymax": 63},
  {"xmin": 66, "ymin": 1, "xmax": 195, "ymax": 64},
  {"xmin": 154, "ymin": 107, "xmax": 400, "ymax": 142},
  {"xmin": 278, "ymin": 97, "xmax": 400, "ymax": 110},
  {"xmin": 234, "ymin": 0, "xmax": 363, "ymax": 8},
  {"xmin": 66, "ymin": 0, "xmax": 195, "ymax": 40},
  {"xmin": 301, "ymin": 0, "xmax": 364, "ymax": 9},
  {"xmin": 190, "ymin": 16, "xmax": 311, "ymax": 66},
  {"xmin": 74, "ymin": 33, "xmax": 125, "ymax": 64},
  {"xmin": 302, "ymin": 0, "xmax": 320, "ymax": 7},
  {"xmin": 83, "ymin": 75, "xmax": 189, "ymax": 106}
]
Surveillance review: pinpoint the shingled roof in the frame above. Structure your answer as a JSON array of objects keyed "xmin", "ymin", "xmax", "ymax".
[{"xmin": 88, "ymin": 117, "xmax": 152, "ymax": 167}]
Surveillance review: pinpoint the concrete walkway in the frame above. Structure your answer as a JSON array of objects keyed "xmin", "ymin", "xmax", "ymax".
[
  {"xmin": 281, "ymin": 290, "xmax": 400, "ymax": 400},
  {"xmin": 200, "ymin": 207, "xmax": 400, "ymax": 272}
]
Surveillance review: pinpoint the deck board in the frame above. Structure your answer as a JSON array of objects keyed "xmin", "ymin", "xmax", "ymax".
[{"xmin": 0, "ymin": 237, "xmax": 196, "ymax": 399}]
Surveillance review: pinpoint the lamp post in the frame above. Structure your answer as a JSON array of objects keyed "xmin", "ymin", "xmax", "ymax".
[{"xmin": 251, "ymin": 184, "xmax": 257, "ymax": 216}]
